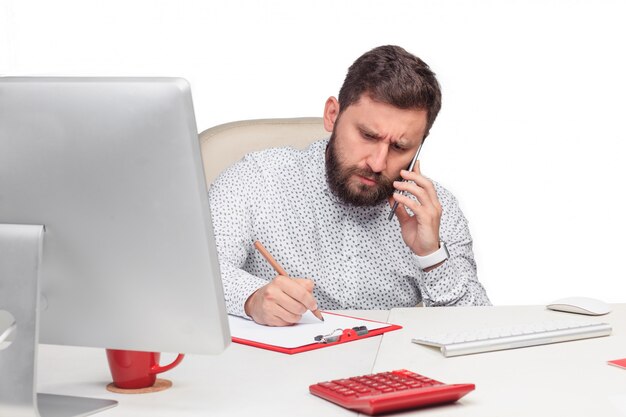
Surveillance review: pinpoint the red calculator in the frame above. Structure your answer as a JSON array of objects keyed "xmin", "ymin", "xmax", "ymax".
[{"xmin": 309, "ymin": 369, "xmax": 474, "ymax": 415}]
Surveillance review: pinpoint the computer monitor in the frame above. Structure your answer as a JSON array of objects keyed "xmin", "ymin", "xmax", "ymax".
[{"xmin": 0, "ymin": 77, "xmax": 231, "ymax": 416}]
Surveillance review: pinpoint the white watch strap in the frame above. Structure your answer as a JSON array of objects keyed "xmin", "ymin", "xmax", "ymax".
[{"xmin": 415, "ymin": 242, "xmax": 449, "ymax": 270}]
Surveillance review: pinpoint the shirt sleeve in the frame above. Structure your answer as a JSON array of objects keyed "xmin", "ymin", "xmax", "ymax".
[
  {"xmin": 415, "ymin": 187, "xmax": 491, "ymax": 307},
  {"xmin": 208, "ymin": 156, "xmax": 269, "ymax": 318}
]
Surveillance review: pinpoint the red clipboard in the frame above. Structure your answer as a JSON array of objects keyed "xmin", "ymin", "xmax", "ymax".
[{"xmin": 230, "ymin": 311, "xmax": 402, "ymax": 354}]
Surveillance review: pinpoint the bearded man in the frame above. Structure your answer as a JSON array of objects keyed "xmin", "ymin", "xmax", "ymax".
[{"xmin": 209, "ymin": 45, "xmax": 490, "ymax": 326}]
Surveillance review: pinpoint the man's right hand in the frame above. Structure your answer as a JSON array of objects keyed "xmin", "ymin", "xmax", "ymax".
[{"xmin": 244, "ymin": 275, "xmax": 319, "ymax": 326}]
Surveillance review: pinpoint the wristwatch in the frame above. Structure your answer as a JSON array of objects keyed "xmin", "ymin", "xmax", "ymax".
[{"xmin": 415, "ymin": 242, "xmax": 449, "ymax": 270}]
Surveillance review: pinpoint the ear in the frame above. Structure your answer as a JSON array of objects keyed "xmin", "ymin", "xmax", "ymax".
[{"xmin": 323, "ymin": 96, "xmax": 340, "ymax": 133}]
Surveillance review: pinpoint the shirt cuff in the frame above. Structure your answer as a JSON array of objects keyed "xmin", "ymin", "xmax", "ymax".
[
  {"xmin": 413, "ymin": 257, "xmax": 455, "ymax": 305},
  {"xmin": 225, "ymin": 273, "xmax": 270, "ymax": 320}
]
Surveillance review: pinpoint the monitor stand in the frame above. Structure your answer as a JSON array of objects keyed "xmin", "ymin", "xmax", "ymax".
[{"xmin": 0, "ymin": 224, "xmax": 118, "ymax": 417}]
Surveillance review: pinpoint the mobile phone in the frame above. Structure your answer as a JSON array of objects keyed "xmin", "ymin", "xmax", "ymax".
[{"xmin": 388, "ymin": 143, "xmax": 423, "ymax": 221}]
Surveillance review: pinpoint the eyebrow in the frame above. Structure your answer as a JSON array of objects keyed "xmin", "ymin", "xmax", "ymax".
[
  {"xmin": 357, "ymin": 124, "xmax": 382, "ymax": 139},
  {"xmin": 393, "ymin": 138, "xmax": 410, "ymax": 149},
  {"xmin": 357, "ymin": 123, "xmax": 412, "ymax": 149}
]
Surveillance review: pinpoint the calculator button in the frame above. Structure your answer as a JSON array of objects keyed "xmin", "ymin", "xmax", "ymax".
[{"xmin": 356, "ymin": 390, "xmax": 381, "ymax": 397}]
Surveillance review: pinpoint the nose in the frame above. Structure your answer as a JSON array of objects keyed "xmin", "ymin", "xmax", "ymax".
[{"xmin": 366, "ymin": 143, "xmax": 388, "ymax": 173}]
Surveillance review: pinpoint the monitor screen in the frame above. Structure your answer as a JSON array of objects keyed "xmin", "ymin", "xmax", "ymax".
[{"xmin": 0, "ymin": 77, "xmax": 230, "ymax": 355}]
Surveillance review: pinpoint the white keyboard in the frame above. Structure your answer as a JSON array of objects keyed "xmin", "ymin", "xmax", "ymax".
[{"xmin": 412, "ymin": 320, "xmax": 612, "ymax": 357}]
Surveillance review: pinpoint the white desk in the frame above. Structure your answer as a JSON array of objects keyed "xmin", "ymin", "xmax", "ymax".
[
  {"xmin": 35, "ymin": 306, "xmax": 626, "ymax": 416},
  {"xmin": 376, "ymin": 305, "xmax": 626, "ymax": 417}
]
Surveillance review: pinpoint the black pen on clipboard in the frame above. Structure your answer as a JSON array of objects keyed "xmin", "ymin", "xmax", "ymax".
[{"xmin": 388, "ymin": 143, "xmax": 424, "ymax": 221}]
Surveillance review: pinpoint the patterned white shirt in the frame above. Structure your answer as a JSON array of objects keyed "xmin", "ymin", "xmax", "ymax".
[{"xmin": 209, "ymin": 139, "xmax": 491, "ymax": 318}]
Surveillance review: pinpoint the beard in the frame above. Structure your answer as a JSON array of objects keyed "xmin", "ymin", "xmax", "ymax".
[{"xmin": 325, "ymin": 131, "xmax": 396, "ymax": 207}]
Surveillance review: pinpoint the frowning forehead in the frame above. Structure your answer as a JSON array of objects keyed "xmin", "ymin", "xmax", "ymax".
[{"xmin": 343, "ymin": 95, "xmax": 428, "ymax": 148}]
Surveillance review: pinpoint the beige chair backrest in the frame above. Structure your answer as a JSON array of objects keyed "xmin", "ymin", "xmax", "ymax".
[{"xmin": 199, "ymin": 117, "xmax": 327, "ymax": 186}]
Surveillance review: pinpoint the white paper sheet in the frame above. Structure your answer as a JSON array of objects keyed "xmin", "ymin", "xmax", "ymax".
[{"xmin": 228, "ymin": 311, "xmax": 390, "ymax": 349}]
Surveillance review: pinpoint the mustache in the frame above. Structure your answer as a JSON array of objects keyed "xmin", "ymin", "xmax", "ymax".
[{"xmin": 346, "ymin": 166, "xmax": 393, "ymax": 185}]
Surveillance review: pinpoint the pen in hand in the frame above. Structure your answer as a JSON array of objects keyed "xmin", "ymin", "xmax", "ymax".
[
  {"xmin": 253, "ymin": 240, "xmax": 324, "ymax": 322},
  {"xmin": 388, "ymin": 142, "xmax": 424, "ymax": 221}
]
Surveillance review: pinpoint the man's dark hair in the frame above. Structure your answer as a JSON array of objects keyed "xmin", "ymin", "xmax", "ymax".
[{"xmin": 338, "ymin": 45, "xmax": 442, "ymax": 138}]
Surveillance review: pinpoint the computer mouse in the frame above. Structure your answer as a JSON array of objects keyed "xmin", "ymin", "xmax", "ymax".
[{"xmin": 546, "ymin": 296, "xmax": 611, "ymax": 316}]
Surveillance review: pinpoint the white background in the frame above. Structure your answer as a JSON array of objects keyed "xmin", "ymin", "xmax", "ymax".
[{"xmin": 2, "ymin": 0, "xmax": 625, "ymax": 306}]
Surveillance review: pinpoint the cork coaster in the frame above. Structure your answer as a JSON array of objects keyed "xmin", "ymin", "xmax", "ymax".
[{"xmin": 106, "ymin": 378, "xmax": 173, "ymax": 394}]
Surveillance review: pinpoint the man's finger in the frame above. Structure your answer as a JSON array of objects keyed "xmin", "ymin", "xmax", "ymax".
[
  {"xmin": 271, "ymin": 304, "xmax": 302, "ymax": 325},
  {"xmin": 401, "ymin": 161, "xmax": 440, "ymax": 205},
  {"xmin": 277, "ymin": 276, "xmax": 318, "ymax": 311},
  {"xmin": 393, "ymin": 192, "xmax": 429, "ymax": 224},
  {"xmin": 389, "ymin": 195, "xmax": 412, "ymax": 225},
  {"xmin": 394, "ymin": 179, "xmax": 433, "ymax": 208},
  {"xmin": 294, "ymin": 277, "xmax": 315, "ymax": 292}
]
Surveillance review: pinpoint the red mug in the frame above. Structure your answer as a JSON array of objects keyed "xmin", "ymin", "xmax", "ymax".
[{"xmin": 105, "ymin": 349, "xmax": 184, "ymax": 389}]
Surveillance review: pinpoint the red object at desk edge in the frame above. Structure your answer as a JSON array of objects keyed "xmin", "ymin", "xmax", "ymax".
[{"xmin": 608, "ymin": 358, "xmax": 626, "ymax": 369}]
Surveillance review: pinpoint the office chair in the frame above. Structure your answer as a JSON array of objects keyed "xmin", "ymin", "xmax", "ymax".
[{"xmin": 199, "ymin": 117, "xmax": 327, "ymax": 186}]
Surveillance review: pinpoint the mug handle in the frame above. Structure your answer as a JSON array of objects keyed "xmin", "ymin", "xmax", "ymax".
[{"xmin": 151, "ymin": 353, "xmax": 185, "ymax": 375}]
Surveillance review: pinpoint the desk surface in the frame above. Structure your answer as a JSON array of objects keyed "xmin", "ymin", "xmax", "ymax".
[
  {"xmin": 37, "ymin": 310, "xmax": 388, "ymax": 417},
  {"xmin": 377, "ymin": 305, "xmax": 626, "ymax": 417},
  {"xmin": 36, "ymin": 306, "xmax": 626, "ymax": 416}
]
